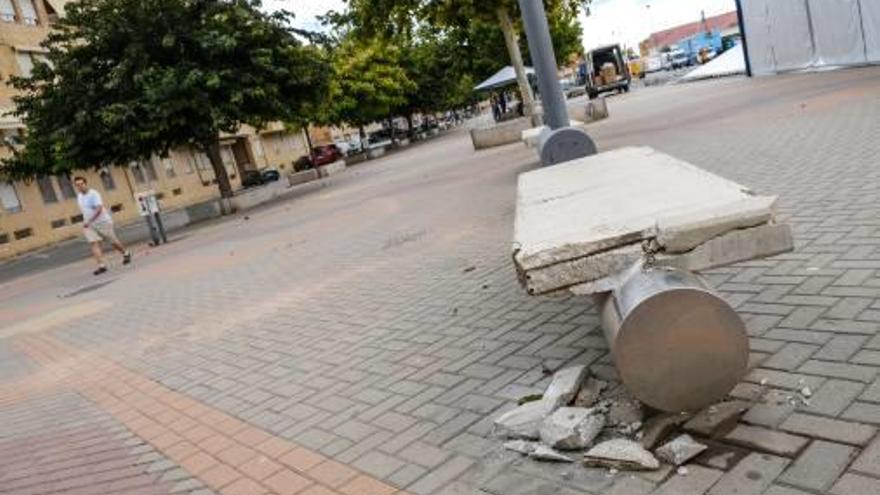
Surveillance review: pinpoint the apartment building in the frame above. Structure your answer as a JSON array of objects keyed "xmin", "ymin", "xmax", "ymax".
[{"xmin": 0, "ymin": 0, "xmax": 311, "ymax": 260}]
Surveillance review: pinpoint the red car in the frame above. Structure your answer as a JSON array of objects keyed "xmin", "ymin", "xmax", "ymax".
[{"xmin": 311, "ymin": 144, "xmax": 342, "ymax": 167}]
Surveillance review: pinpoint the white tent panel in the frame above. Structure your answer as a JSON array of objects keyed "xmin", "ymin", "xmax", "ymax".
[
  {"xmin": 767, "ymin": 0, "xmax": 815, "ymax": 72},
  {"xmin": 862, "ymin": 0, "xmax": 880, "ymax": 62},
  {"xmin": 740, "ymin": 0, "xmax": 776, "ymax": 75},
  {"xmin": 808, "ymin": 0, "xmax": 866, "ymax": 66}
]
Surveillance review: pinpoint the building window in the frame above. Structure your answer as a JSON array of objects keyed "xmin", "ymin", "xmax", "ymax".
[
  {"xmin": 143, "ymin": 159, "xmax": 158, "ymax": 181},
  {"xmin": 56, "ymin": 174, "xmax": 76, "ymax": 199},
  {"xmin": 162, "ymin": 156, "xmax": 176, "ymax": 178},
  {"xmin": 70, "ymin": 214, "xmax": 83, "ymax": 224},
  {"xmin": 195, "ymin": 152, "xmax": 211, "ymax": 171},
  {"xmin": 110, "ymin": 203, "xmax": 123, "ymax": 213},
  {"xmin": 50, "ymin": 218, "xmax": 66, "ymax": 229},
  {"xmin": 16, "ymin": 52, "xmax": 34, "ymax": 77},
  {"xmin": 99, "ymin": 168, "xmax": 116, "ymax": 191},
  {"xmin": 182, "ymin": 153, "xmax": 195, "ymax": 174},
  {"xmin": 37, "ymin": 176, "xmax": 58, "ymax": 204},
  {"xmin": 129, "ymin": 162, "xmax": 146, "ymax": 184},
  {"xmin": 0, "ymin": 233, "xmax": 9, "ymax": 244},
  {"xmin": 0, "ymin": 182, "xmax": 22, "ymax": 213},
  {"xmin": 173, "ymin": 188, "xmax": 182, "ymax": 196},
  {"xmin": 18, "ymin": 0, "xmax": 38, "ymax": 25},
  {"xmin": 0, "ymin": 0, "xmax": 15, "ymax": 22},
  {"xmin": 14, "ymin": 227, "xmax": 33, "ymax": 240}
]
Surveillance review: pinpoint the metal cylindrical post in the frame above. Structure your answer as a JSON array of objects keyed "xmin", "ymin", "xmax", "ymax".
[
  {"xmin": 599, "ymin": 267, "xmax": 749, "ymax": 412},
  {"xmin": 517, "ymin": 0, "xmax": 569, "ymax": 130}
]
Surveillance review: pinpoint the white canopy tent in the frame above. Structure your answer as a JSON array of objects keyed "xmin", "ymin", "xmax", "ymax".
[
  {"xmin": 473, "ymin": 66, "xmax": 536, "ymax": 92},
  {"xmin": 741, "ymin": 0, "xmax": 880, "ymax": 75}
]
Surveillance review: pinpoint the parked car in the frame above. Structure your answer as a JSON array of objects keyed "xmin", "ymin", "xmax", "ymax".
[
  {"xmin": 311, "ymin": 144, "xmax": 343, "ymax": 166},
  {"xmin": 261, "ymin": 169, "xmax": 280, "ymax": 183},
  {"xmin": 367, "ymin": 129, "xmax": 393, "ymax": 150},
  {"xmin": 242, "ymin": 170, "xmax": 265, "ymax": 188}
]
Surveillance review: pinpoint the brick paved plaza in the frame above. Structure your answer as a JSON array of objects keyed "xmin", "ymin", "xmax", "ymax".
[{"xmin": 2, "ymin": 67, "xmax": 880, "ymax": 494}]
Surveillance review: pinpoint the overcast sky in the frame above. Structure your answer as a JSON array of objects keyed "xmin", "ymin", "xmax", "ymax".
[{"xmin": 276, "ymin": 0, "xmax": 737, "ymax": 50}]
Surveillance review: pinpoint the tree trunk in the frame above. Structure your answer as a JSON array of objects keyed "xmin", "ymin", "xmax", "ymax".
[
  {"xmin": 406, "ymin": 114, "xmax": 414, "ymax": 139},
  {"xmin": 205, "ymin": 138, "xmax": 234, "ymax": 214},
  {"xmin": 358, "ymin": 125, "xmax": 366, "ymax": 142},
  {"xmin": 497, "ymin": 7, "xmax": 537, "ymax": 125},
  {"xmin": 302, "ymin": 126, "xmax": 314, "ymax": 156}
]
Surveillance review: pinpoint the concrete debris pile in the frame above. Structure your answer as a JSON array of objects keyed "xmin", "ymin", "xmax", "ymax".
[{"xmin": 494, "ymin": 365, "xmax": 720, "ymax": 476}]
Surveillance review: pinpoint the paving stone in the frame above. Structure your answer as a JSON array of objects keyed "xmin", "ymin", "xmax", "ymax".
[
  {"xmin": 707, "ymin": 453, "xmax": 789, "ymax": 495},
  {"xmin": 407, "ymin": 455, "xmax": 475, "ymax": 495},
  {"xmin": 398, "ymin": 441, "xmax": 452, "ymax": 469},
  {"xmin": 830, "ymin": 473, "xmax": 880, "ymax": 495},
  {"xmin": 724, "ymin": 424, "xmax": 809, "ymax": 457},
  {"xmin": 851, "ymin": 434, "xmax": 880, "ymax": 477},
  {"xmin": 798, "ymin": 360, "xmax": 877, "ymax": 383},
  {"xmin": 780, "ymin": 413, "xmax": 876, "ymax": 446},
  {"xmin": 743, "ymin": 394, "xmax": 797, "ymax": 428},
  {"xmin": 684, "ymin": 401, "xmax": 750, "ymax": 438},
  {"xmin": 694, "ymin": 440, "xmax": 751, "ymax": 471},
  {"xmin": 652, "ymin": 464, "xmax": 724, "ymax": 495},
  {"xmin": 387, "ymin": 463, "xmax": 428, "ymax": 488},
  {"xmin": 801, "ymin": 379, "xmax": 864, "ymax": 416},
  {"xmin": 744, "ymin": 369, "xmax": 825, "ymax": 391},
  {"xmin": 842, "ymin": 401, "xmax": 880, "ymax": 424},
  {"xmin": 763, "ymin": 485, "xmax": 813, "ymax": 495},
  {"xmin": 763, "ymin": 343, "xmax": 819, "ymax": 371},
  {"xmin": 813, "ymin": 335, "xmax": 868, "ymax": 361},
  {"xmin": 777, "ymin": 440, "xmax": 856, "ymax": 491},
  {"xmin": 351, "ymin": 450, "xmax": 407, "ymax": 479},
  {"xmin": 604, "ymin": 475, "xmax": 656, "ymax": 495}
]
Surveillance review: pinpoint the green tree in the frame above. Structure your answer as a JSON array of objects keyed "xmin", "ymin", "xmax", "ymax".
[
  {"xmin": 327, "ymin": 37, "xmax": 414, "ymax": 141},
  {"xmin": 4, "ymin": 0, "xmax": 329, "ymax": 205},
  {"xmin": 345, "ymin": 0, "xmax": 585, "ymax": 121}
]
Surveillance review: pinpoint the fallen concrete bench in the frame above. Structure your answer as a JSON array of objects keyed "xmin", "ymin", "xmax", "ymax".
[
  {"xmin": 522, "ymin": 120, "xmax": 586, "ymax": 148},
  {"xmin": 513, "ymin": 146, "xmax": 794, "ymax": 412},
  {"xmin": 470, "ymin": 117, "xmax": 532, "ymax": 150}
]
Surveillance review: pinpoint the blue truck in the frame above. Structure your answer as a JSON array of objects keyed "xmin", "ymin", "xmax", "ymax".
[{"xmin": 677, "ymin": 30, "xmax": 724, "ymax": 66}]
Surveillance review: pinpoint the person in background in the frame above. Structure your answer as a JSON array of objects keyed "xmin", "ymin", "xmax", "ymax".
[{"xmin": 74, "ymin": 176, "xmax": 131, "ymax": 275}]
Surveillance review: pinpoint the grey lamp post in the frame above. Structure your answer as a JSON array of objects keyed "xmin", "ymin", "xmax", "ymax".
[{"xmin": 517, "ymin": 0, "xmax": 597, "ymax": 166}]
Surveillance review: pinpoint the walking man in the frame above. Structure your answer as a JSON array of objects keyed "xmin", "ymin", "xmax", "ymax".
[{"xmin": 74, "ymin": 176, "xmax": 131, "ymax": 275}]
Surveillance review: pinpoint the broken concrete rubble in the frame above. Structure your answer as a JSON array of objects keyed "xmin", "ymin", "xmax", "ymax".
[
  {"xmin": 640, "ymin": 413, "xmax": 691, "ymax": 450},
  {"xmin": 494, "ymin": 401, "xmax": 547, "ymax": 440},
  {"xmin": 539, "ymin": 407, "xmax": 605, "ymax": 450},
  {"xmin": 574, "ymin": 378, "xmax": 606, "ymax": 408},
  {"xmin": 530, "ymin": 445, "xmax": 575, "ymax": 462},
  {"xmin": 543, "ymin": 365, "xmax": 588, "ymax": 410},
  {"xmin": 606, "ymin": 391, "xmax": 644, "ymax": 426},
  {"xmin": 683, "ymin": 401, "xmax": 750, "ymax": 438},
  {"xmin": 584, "ymin": 439, "xmax": 660, "ymax": 471},
  {"xmin": 655, "ymin": 434, "xmax": 707, "ymax": 466},
  {"xmin": 503, "ymin": 440, "xmax": 538, "ymax": 455}
]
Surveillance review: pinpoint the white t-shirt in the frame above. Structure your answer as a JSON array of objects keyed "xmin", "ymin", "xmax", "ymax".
[{"xmin": 77, "ymin": 188, "xmax": 112, "ymax": 225}]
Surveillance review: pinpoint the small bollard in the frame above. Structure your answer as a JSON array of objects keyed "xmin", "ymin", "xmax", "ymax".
[{"xmin": 597, "ymin": 266, "xmax": 749, "ymax": 412}]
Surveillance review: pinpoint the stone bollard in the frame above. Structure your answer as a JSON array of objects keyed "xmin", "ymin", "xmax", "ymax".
[{"xmin": 597, "ymin": 266, "xmax": 749, "ymax": 413}]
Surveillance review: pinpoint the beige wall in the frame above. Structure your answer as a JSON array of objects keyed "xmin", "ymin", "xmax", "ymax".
[{"xmin": 0, "ymin": 3, "xmax": 312, "ymax": 260}]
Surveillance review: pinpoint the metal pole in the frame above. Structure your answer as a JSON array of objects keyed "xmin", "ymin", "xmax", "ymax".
[
  {"xmin": 517, "ymin": 0, "xmax": 568, "ymax": 130},
  {"xmin": 734, "ymin": 0, "xmax": 753, "ymax": 77}
]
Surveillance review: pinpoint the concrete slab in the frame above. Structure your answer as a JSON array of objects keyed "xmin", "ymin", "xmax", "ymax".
[
  {"xmin": 513, "ymin": 146, "xmax": 787, "ymax": 295},
  {"xmin": 521, "ymin": 120, "xmax": 585, "ymax": 148}
]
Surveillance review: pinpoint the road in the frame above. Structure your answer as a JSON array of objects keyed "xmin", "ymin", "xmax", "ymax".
[{"xmin": 3, "ymin": 67, "xmax": 880, "ymax": 495}]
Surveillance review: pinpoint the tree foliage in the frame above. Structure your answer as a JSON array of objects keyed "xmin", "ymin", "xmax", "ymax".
[
  {"xmin": 325, "ymin": 37, "xmax": 414, "ymax": 135},
  {"xmin": 4, "ymin": 0, "xmax": 329, "ymax": 199}
]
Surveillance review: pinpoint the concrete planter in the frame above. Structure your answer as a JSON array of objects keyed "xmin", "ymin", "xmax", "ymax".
[
  {"xmin": 366, "ymin": 147, "xmax": 387, "ymax": 159},
  {"xmin": 317, "ymin": 160, "xmax": 346, "ymax": 178},
  {"xmin": 469, "ymin": 117, "xmax": 532, "ymax": 150},
  {"xmin": 345, "ymin": 153, "xmax": 368, "ymax": 166},
  {"xmin": 288, "ymin": 169, "xmax": 319, "ymax": 187}
]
